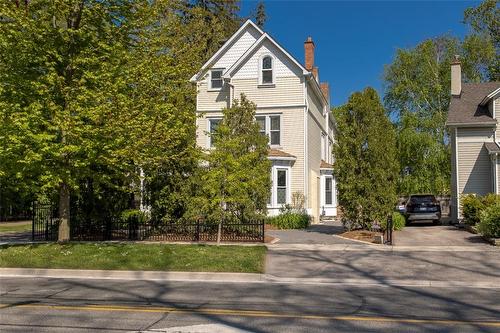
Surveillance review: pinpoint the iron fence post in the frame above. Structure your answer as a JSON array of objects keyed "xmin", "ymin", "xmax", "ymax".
[
  {"xmin": 196, "ymin": 218, "xmax": 200, "ymax": 241},
  {"xmin": 31, "ymin": 201, "xmax": 35, "ymax": 241}
]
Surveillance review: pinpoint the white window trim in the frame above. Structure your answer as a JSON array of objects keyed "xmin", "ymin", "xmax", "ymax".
[
  {"xmin": 208, "ymin": 68, "xmax": 224, "ymax": 91},
  {"xmin": 320, "ymin": 175, "xmax": 336, "ymax": 208},
  {"xmin": 256, "ymin": 113, "xmax": 282, "ymax": 147},
  {"xmin": 268, "ymin": 165, "xmax": 291, "ymax": 208},
  {"xmin": 206, "ymin": 117, "xmax": 222, "ymax": 148},
  {"xmin": 258, "ymin": 54, "xmax": 276, "ymax": 86}
]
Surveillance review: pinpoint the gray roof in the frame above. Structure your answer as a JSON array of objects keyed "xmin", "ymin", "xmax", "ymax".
[
  {"xmin": 484, "ymin": 142, "xmax": 500, "ymax": 154},
  {"xmin": 447, "ymin": 82, "xmax": 499, "ymax": 126}
]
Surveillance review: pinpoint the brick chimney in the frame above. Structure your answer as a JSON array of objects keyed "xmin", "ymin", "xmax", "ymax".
[
  {"xmin": 320, "ymin": 82, "xmax": 330, "ymax": 104},
  {"xmin": 451, "ymin": 55, "xmax": 461, "ymax": 96},
  {"xmin": 304, "ymin": 36, "xmax": 315, "ymax": 71}
]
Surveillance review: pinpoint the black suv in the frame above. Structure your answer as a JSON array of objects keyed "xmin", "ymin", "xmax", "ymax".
[{"xmin": 403, "ymin": 194, "xmax": 441, "ymax": 225}]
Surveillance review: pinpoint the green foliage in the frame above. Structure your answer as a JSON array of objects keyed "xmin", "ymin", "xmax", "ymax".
[
  {"xmin": 380, "ymin": 212, "xmax": 405, "ymax": 231},
  {"xmin": 254, "ymin": 1, "xmax": 266, "ymax": 29},
  {"xmin": 190, "ymin": 94, "xmax": 271, "ymax": 223},
  {"xmin": 333, "ymin": 88, "xmax": 399, "ymax": 230},
  {"xmin": 121, "ymin": 209, "xmax": 151, "ymax": 224},
  {"xmin": 477, "ymin": 203, "xmax": 500, "ymax": 239},
  {"xmin": 463, "ymin": 0, "xmax": 499, "ymax": 81},
  {"xmin": 384, "ymin": 1, "xmax": 499, "ymax": 196},
  {"xmin": 462, "ymin": 194, "xmax": 500, "ymax": 225},
  {"xmin": 267, "ymin": 206, "xmax": 310, "ymax": 230},
  {"xmin": 0, "ymin": 1, "xmax": 242, "ymax": 235}
]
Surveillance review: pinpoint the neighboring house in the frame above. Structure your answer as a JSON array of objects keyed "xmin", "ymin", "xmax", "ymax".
[
  {"xmin": 190, "ymin": 20, "xmax": 337, "ymax": 222},
  {"xmin": 446, "ymin": 57, "xmax": 500, "ymax": 222}
]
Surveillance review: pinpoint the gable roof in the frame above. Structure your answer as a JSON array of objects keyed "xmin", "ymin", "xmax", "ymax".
[
  {"xmin": 446, "ymin": 82, "xmax": 500, "ymax": 126},
  {"xmin": 223, "ymin": 33, "xmax": 309, "ymax": 78},
  {"xmin": 190, "ymin": 20, "xmax": 264, "ymax": 82}
]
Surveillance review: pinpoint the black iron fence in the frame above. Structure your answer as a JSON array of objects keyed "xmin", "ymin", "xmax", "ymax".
[
  {"xmin": 32, "ymin": 201, "xmax": 59, "ymax": 241},
  {"xmin": 70, "ymin": 219, "xmax": 265, "ymax": 243},
  {"xmin": 31, "ymin": 201, "xmax": 265, "ymax": 243}
]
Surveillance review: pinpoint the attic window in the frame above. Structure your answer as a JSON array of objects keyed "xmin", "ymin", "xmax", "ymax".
[
  {"xmin": 210, "ymin": 69, "xmax": 223, "ymax": 90},
  {"xmin": 261, "ymin": 56, "xmax": 273, "ymax": 85}
]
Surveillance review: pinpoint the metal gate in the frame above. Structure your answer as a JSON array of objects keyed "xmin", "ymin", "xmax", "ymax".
[
  {"xmin": 384, "ymin": 215, "xmax": 393, "ymax": 245},
  {"xmin": 32, "ymin": 201, "xmax": 59, "ymax": 241}
]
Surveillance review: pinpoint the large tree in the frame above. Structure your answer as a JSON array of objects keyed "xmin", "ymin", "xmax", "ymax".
[
  {"xmin": 333, "ymin": 88, "xmax": 398, "ymax": 230},
  {"xmin": 191, "ymin": 94, "xmax": 271, "ymax": 223},
  {"xmin": 0, "ymin": 1, "xmax": 214, "ymax": 240}
]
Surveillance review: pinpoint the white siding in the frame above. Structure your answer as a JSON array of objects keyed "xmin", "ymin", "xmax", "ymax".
[
  {"xmin": 197, "ymin": 80, "xmax": 230, "ymax": 111},
  {"xmin": 457, "ymin": 127, "xmax": 494, "ymax": 142},
  {"xmin": 497, "ymin": 157, "xmax": 500, "ymax": 194},
  {"xmin": 457, "ymin": 142, "xmax": 491, "ymax": 195},
  {"xmin": 195, "ymin": 112, "xmax": 223, "ymax": 148},
  {"xmin": 212, "ymin": 27, "xmax": 261, "ymax": 70},
  {"xmin": 232, "ymin": 77, "xmax": 304, "ymax": 107},
  {"xmin": 232, "ymin": 39, "xmax": 303, "ymax": 80},
  {"xmin": 307, "ymin": 113, "xmax": 322, "ymax": 221},
  {"xmin": 307, "ymin": 85, "xmax": 326, "ymax": 132}
]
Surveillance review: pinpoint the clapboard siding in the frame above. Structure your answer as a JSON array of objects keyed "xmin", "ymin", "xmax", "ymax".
[
  {"xmin": 197, "ymin": 81, "xmax": 230, "ymax": 111},
  {"xmin": 307, "ymin": 85, "xmax": 325, "ymax": 131},
  {"xmin": 232, "ymin": 77, "xmax": 304, "ymax": 107},
  {"xmin": 308, "ymin": 113, "xmax": 322, "ymax": 214},
  {"xmin": 457, "ymin": 127, "xmax": 495, "ymax": 142},
  {"xmin": 457, "ymin": 142, "xmax": 491, "ymax": 195},
  {"xmin": 275, "ymin": 107, "xmax": 305, "ymax": 194}
]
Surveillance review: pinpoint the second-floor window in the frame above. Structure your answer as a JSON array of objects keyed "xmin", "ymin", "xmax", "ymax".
[
  {"xmin": 210, "ymin": 69, "xmax": 223, "ymax": 90},
  {"xmin": 261, "ymin": 56, "xmax": 273, "ymax": 85},
  {"xmin": 256, "ymin": 115, "xmax": 280, "ymax": 146},
  {"xmin": 208, "ymin": 118, "xmax": 222, "ymax": 147}
]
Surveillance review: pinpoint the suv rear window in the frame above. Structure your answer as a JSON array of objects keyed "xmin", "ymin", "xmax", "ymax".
[{"xmin": 409, "ymin": 195, "xmax": 436, "ymax": 204}]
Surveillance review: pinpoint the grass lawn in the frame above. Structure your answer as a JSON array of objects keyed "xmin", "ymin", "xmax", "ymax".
[
  {"xmin": 0, "ymin": 221, "xmax": 31, "ymax": 233},
  {"xmin": 0, "ymin": 243, "xmax": 267, "ymax": 273}
]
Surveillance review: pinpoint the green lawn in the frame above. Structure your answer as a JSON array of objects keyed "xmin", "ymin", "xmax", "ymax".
[
  {"xmin": 0, "ymin": 243, "xmax": 267, "ymax": 273},
  {"xmin": 0, "ymin": 222, "xmax": 31, "ymax": 233}
]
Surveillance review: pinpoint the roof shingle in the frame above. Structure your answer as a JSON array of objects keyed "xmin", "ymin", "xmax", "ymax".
[
  {"xmin": 447, "ymin": 82, "xmax": 499, "ymax": 126},
  {"xmin": 484, "ymin": 142, "xmax": 500, "ymax": 154},
  {"xmin": 268, "ymin": 149, "xmax": 296, "ymax": 159}
]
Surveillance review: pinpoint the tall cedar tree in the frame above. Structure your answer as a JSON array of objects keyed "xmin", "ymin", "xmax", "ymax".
[
  {"xmin": 192, "ymin": 94, "xmax": 271, "ymax": 223},
  {"xmin": 333, "ymin": 88, "xmax": 398, "ymax": 230}
]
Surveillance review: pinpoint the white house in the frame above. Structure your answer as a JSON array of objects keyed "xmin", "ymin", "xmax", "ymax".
[
  {"xmin": 446, "ymin": 57, "xmax": 500, "ymax": 221},
  {"xmin": 190, "ymin": 20, "xmax": 337, "ymax": 222}
]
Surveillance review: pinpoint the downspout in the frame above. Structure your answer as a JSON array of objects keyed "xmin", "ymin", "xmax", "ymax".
[{"xmin": 226, "ymin": 79, "xmax": 234, "ymax": 108}]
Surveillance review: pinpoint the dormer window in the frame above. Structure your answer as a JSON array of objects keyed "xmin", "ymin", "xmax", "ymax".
[
  {"xmin": 210, "ymin": 69, "xmax": 223, "ymax": 90},
  {"xmin": 260, "ymin": 55, "xmax": 274, "ymax": 85}
]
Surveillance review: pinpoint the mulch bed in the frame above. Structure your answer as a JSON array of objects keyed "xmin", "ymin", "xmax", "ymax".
[{"xmin": 340, "ymin": 230, "xmax": 383, "ymax": 244}]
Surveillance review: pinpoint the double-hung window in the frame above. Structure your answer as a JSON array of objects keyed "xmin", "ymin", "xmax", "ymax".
[
  {"xmin": 261, "ymin": 55, "xmax": 273, "ymax": 85},
  {"xmin": 325, "ymin": 176, "xmax": 333, "ymax": 205},
  {"xmin": 210, "ymin": 69, "xmax": 223, "ymax": 90},
  {"xmin": 256, "ymin": 115, "xmax": 280, "ymax": 146},
  {"xmin": 208, "ymin": 118, "xmax": 222, "ymax": 147},
  {"xmin": 276, "ymin": 168, "xmax": 288, "ymax": 205}
]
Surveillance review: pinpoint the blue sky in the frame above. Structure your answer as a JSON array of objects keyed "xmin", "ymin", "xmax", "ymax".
[{"xmin": 239, "ymin": 0, "xmax": 481, "ymax": 106}]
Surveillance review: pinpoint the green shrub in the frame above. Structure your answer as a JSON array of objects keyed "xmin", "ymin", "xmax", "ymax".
[
  {"xmin": 462, "ymin": 194, "xmax": 484, "ymax": 225},
  {"xmin": 121, "ymin": 209, "xmax": 150, "ymax": 224},
  {"xmin": 477, "ymin": 204, "xmax": 500, "ymax": 239},
  {"xmin": 462, "ymin": 194, "xmax": 500, "ymax": 225},
  {"xmin": 266, "ymin": 207, "xmax": 310, "ymax": 230},
  {"xmin": 381, "ymin": 212, "xmax": 405, "ymax": 231}
]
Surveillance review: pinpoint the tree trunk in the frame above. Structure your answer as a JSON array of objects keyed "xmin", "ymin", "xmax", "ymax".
[{"xmin": 58, "ymin": 182, "xmax": 70, "ymax": 242}]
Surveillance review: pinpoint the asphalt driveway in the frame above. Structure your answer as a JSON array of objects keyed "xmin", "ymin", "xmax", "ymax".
[{"xmin": 394, "ymin": 223, "xmax": 488, "ymax": 247}]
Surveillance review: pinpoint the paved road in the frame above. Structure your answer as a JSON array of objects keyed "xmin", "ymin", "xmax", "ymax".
[{"xmin": 0, "ymin": 277, "xmax": 499, "ymax": 332}]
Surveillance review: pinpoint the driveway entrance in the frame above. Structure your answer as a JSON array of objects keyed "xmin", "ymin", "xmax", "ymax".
[{"xmin": 395, "ymin": 223, "xmax": 488, "ymax": 247}]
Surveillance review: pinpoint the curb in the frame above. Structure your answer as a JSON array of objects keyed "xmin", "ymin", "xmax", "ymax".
[
  {"xmin": 265, "ymin": 243, "xmax": 499, "ymax": 252},
  {"xmin": 1, "ymin": 268, "xmax": 499, "ymax": 289}
]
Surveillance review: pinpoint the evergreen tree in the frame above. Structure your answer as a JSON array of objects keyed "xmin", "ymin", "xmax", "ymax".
[
  {"xmin": 333, "ymin": 88, "xmax": 398, "ymax": 230},
  {"xmin": 255, "ymin": 1, "xmax": 266, "ymax": 29},
  {"xmin": 192, "ymin": 94, "xmax": 271, "ymax": 223}
]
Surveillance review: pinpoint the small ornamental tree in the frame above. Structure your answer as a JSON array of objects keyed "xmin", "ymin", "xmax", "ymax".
[
  {"xmin": 194, "ymin": 94, "xmax": 271, "ymax": 223},
  {"xmin": 333, "ymin": 88, "xmax": 399, "ymax": 230}
]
